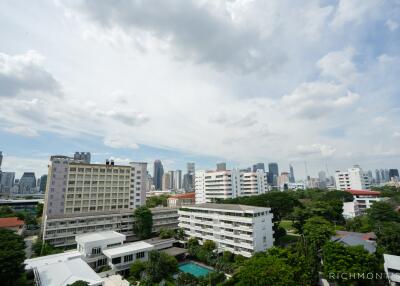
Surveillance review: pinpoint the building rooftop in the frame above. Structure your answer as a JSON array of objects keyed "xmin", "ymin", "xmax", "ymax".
[
  {"xmin": 346, "ymin": 189, "xmax": 381, "ymax": 196},
  {"xmin": 0, "ymin": 217, "xmax": 24, "ymax": 228},
  {"xmin": 35, "ymin": 258, "xmax": 103, "ymax": 286},
  {"xmin": 102, "ymin": 241, "xmax": 154, "ymax": 258},
  {"xmin": 331, "ymin": 232, "xmax": 377, "ymax": 253},
  {"xmin": 168, "ymin": 193, "xmax": 195, "ymax": 199},
  {"xmin": 76, "ymin": 231, "xmax": 125, "ymax": 244},
  {"xmin": 183, "ymin": 203, "xmax": 271, "ymax": 212},
  {"xmin": 384, "ymin": 254, "xmax": 400, "ymax": 270},
  {"xmin": 25, "ymin": 250, "xmax": 82, "ymax": 270}
]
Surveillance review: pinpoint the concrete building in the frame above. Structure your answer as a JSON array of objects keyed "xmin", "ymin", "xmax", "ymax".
[
  {"xmin": 216, "ymin": 162, "xmax": 227, "ymax": 171},
  {"xmin": 167, "ymin": 193, "xmax": 195, "ymax": 208},
  {"xmin": 178, "ymin": 203, "xmax": 274, "ymax": 257},
  {"xmin": 0, "ymin": 217, "xmax": 25, "ymax": 235},
  {"xmin": 162, "ymin": 172, "xmax": 171, "ymax": 190},
  {"xmin": 74, "ymin": 152, "xmax": 91, "ymax": 164},
  {"xmin": 153, "ymin": 160, "xmax": 164, "ymax": 190},
  {"xmin": 252, "ymin": 163, "xmax": 265, "ymax": 172},
  {"xmin": 19, "ymin": 172, "xmax": 36, "ymax": 193},
  {"xmin": 195, "ymin": 169, "xmax": 268, "ymax": 204},
  {"xmin": 335, "ymin": 166, "xmax": 371, "ymax": 190},
  {"xmin": 267, "ymin": 163, "xmax": 279, "ymax": 186},
  {"xmin": 384, "ymin": 254, "xmax": 400, "ymax": 285},
  {"xmin": 173, "ymin": 170, "xmax": 182, "ymax": 190},
  {"xmin": 39, "ymin": 175, "xmax": 47, "ymax": 193},
  {"xmin": 0, "ymin": 198, "xmax": 43, "ymax": 214},
  {"xmin": 0, "ymin": 171, "xmax": 15, "ymax": 193},
  {"xmin": 289, "ymin": 165, "xmax": 295, "ymax": 183}
]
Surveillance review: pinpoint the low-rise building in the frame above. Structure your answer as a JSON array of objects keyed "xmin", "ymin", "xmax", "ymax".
[
  {"xmin": 178, "ymin": 203, "xmax": 274, "ymax": 257},
  {"xmin": 0, "ymin": 217, "xmax": 25, "ymax": 234},
  {"xmin": 384, "ymin": 254, "xmax": 400, "ymax": 285},
  {"xmin": 167, "ymin": 193, "xmax": 195, "ymax": 208},
  {"xmin": 344, "ymin": 189, "xmax": 383, "ymax": 217},
  {"xmin": 331, "ymin": 231, "xmax": 377, "ymax": 253}
]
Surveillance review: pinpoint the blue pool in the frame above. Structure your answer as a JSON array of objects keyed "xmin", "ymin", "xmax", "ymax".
[{"xmin": 179, "ymin": 262, "xmax": 212, "ymax": 277}]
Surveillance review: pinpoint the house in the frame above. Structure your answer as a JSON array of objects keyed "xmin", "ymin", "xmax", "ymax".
[
  {"xmin": 384, "ymin": 254, "xmax": 400, "ymax": 285},
  {"xmin": 343, "ymin": 189, "xmax": 383, "ymax": 218},
  {"xmin": 331, "ymin": 231, "xmax": 377, "ymax": 253},
  {"xmin": 0, "ymin": 217, "xmax": 25, "ymax": 234},
  {"xmin": 167, "ymin": 192, "xmax": 195, "ymax": 208}
]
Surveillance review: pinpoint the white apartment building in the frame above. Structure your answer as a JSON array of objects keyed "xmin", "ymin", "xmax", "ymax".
[
  {"xmin": 195, "ymin": 169, "xmax": 268, "ymax": 204},
  {"xmin": 178, "ymin": 203, "xmax": 274, "ymax": 257},
  {"xmin": 41, "ymin": 155, "xmax": 172, "ymax": 246},
  {"xmin": 335, "ymin": 165, "xmax": 371, "ymax": 190}
]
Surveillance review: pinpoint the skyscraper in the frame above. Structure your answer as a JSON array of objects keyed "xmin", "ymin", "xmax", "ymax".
[
  {"xmin": 162, "ymin": 172, "xmax": 171, "ymax": 190},
  {"xmin": 375, "ymin": 169, "xmax": 381, "ymax": 185},
  {"xmin": 153, "ymin": 160, "xmax": 164, "ymax": 190},
  {"xmin": 289, "ymin": 164, "xmax": 295, "ymax": 183},
  {"xmin": 389, "ymin": 169, "xmax": 399, "ymax": 180},
  {"xmin": 183, "ymin": 162, "xmax": 195, "ymax": 192},
  {"xmin": 39, "ymin": 174, "xmax": 47, "ymax": 193},
  {"xmin": 216, "ymin": 162, "xmax": 227, "ymax": 171},
  {"xmin": 73, "ymin": 152, "xmax": 91, "ymax": 164},
  {"xmin": 0, "ymin": 151, "xmax": 3, "ymax": 169},
  {"xmin": 252, "ymin": 163, "xmax": 265, "ymax": 172},
  {"xmin": 19, "ymin": 172, "xmax": 36, "ymax": 193},
  {"xmin": 173, "ymin": 170, "xmax": 182, "ymax": 190},
  {"xmin": 0, "ymin": 172, "xmax": 15, "ymax": 193},
  {"xmin": 187, "ymin": 162, "xmax": 195, "ymax": 175},
  {"xmin": 268, "ymin": 163, "xmax": 279, "ymax": 186}
]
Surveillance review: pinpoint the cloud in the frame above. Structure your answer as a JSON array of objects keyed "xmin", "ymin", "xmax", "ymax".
[
  {"xmin": 3, "ymin": 126, "xmax": 39, "ymax": 137},
  {"xmin": 0, "ymin": 50, "xmax": 61, "ymax": 97},
  {"xmin": 297, "ymin": 144, "xmax": 336, "ymax": 157},
  {"xmin": 386, "ymin": 19, "xmax": 399, "ymax": 31},
  {"xmin": 103, "ymin": 134, "xmax": 139, "ymax": 150},
  {"xmin": 330, "ymin": 0, "xmax": 381, "ymax": 28}
]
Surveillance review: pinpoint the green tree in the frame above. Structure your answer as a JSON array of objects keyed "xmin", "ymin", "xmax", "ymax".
[
  {"xmin": 375, "ymin": 222, "xmax": 400, "ymax": 255},
  {"xmin": 322, "ymin": 241, "xmax": 378, "ymax": 285},
  {"xmin": 367, "ymin": 201, "xmax": 400, "ymax": 226},
  {"xmin": 32, "ymin": 238, "xmax": 62, "ymax": 257},
  {"xmin": 67, "ymin": 281, "xmax": 90, "ymax": 286},
  {"xmin": 176, "ymin": 272, "xmax": 199, "ymax": 286},
  {"xmin": 159, "ymin": 228, "xmax": 174, "ymax": 239},
  {"xmin": 146, "ymin": 195, "xmax": 169, "ymax": 208},
  {"xmin": 133, "ymin": 206, "xmax": 153, "ymax": 239},
  {"xmin": 0, "ymin": 206, "xmax": 14, "ymax": 217},
  {"xmin": 199, "ymin": 272, "xmax": 226, "ymax": 286},
  {"xmin": 142, "ymin": 250, "xmax": 178, "ymax": 284},
  {"xmin": 129, "ymin": 260, "xmax": 146, "ymax": 280},
  {"xmin": 303, "ymin": 216, "xmax": 334, "ymax": 250},
  {"xmin": 232, "ymin": 253, "xmax": 297, "ymax": 286},
  {"xmin": 174, "ymin": 228, "xmax": 185, "ymax": 240},
  {"xmin": 345, "ymin": 215, "xmax": 372, "ymax": 233},
  {"xmin": 0, "ymin": 229, "xmax": 26, "ymax": 286},
  {"xmin": 203, "ymin": 240, "xmax": 216, "ymax": 252},
  {"xmin": 36, "ymin": 203, "xmax": 44, "ymax": 218}
]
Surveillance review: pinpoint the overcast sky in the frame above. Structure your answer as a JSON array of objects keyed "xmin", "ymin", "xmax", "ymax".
[{"xmin": 0, "ymin": 0, "xmax": 399, "ymax": 179}]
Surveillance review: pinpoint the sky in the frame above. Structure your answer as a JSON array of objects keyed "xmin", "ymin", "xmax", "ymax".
[{"xmin": 0, "ymin": 0, "xmax": 399, "ymax": 179}]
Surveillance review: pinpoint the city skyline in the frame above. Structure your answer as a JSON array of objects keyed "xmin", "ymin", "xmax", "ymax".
[{"xmin": 0, "ymin": 1, "xmax": 399, "ymax": 180}]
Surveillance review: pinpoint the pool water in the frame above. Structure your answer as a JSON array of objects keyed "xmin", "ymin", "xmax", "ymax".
[{"xmin": 179, "ymin": 262, "xmax": 212, "ymax": 277}]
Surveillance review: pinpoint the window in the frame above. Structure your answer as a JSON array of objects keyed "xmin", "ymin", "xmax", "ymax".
[
  {"xmin": 92, "ymin": 247, "xmax": 101, "ymax": 255},
  {"xmin": 136, "ymin": 252, "xmax": 145, "ymax": 259},
  {"xmin": 112, "ymin": 257, "xmax": 121, "ymax": 264},
  {"xmin": 124, "ymin": 254, "xmax": 133, "ymax": 262}
]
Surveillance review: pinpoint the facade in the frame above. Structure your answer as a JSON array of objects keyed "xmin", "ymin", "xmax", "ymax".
[
  {"xmin": 384, "ymin": 254, "xmax": 400, "ymax": 285},
  {"xmin": 162, "ymin": 172, "xmax": 171, "ymax": 190},
  {"xmin": 216, "ymin": 162, "xmax": 227, "ymax": 171},
  {"xmin": 335, "ymin": 166, "xmax": 371, "ymax": 190},
  {"xmin": 195, "ymin": 169, "xmax": 268, "ymax": 204},
  {"xmin": 173, "ymin": 170, "xmax": 182, "ymax": 190},
  {"xmin": 0, "ymin": 171, "xmax": 15, "ymax": 193},
  {"xmin": 252, "ymin": 163, "xmax": 265, "ymax": 172},
  {"xmin": 19, "ymin": 172, "xmax": 37, "ymax": 193},
  {"xmin": 389, "ymin": 169, "xmax": 399, "ymax": 181},
  {"xmin": 167, "ymin": 193, "xmax": 195, "ymax": 208},
  {"xmin": 178, "ymin": 203, "xmax": 274, "ymax": 257},
  {"xmin": 73, "ymin": 152, "xmax": 91, "ymax": 164},
  {"xmin": 267, "ymin": 163, "xmax": 279, "ymax": 186},
  {"xmin": 153, "ymin": 160, "xmax": 164, "ymax": 190},
  {"xmin": 39, "ymin": 175, "xmax": 47, "ymax": 193},
  {"xmin": 345, "ymin": 189, "xmax": 382, "ymax": 215}
]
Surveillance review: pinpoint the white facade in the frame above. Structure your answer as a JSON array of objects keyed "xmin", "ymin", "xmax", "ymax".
[
  {"xmin": 178, "ymin": 203, "xmax": 274, "ymax": 257},
  {"xmin": 384, "ymin": 254, "xmax": 400, "ymax": 285},
  {"xmin": 335, "ymin": 166, "xmax": 371, "ymax": 190},
  {"xmin": 195, "ymin": 169, "xmax": 268, "ymax": 204}
]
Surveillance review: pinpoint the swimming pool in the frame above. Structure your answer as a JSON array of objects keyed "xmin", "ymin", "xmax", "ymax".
[{"xmin": 179, "ymin": 262, "xmax": 212, "ymax": 277}]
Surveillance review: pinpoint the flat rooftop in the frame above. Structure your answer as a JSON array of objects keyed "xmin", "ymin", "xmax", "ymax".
[
  {"xmin": 182, "ymin": 203, "xmax": 271, "ymax": 212},
  {"xmin": 25, "ymin": 250, "xmax": 82, "ymax": 270},
  {"xmin": 36, "ymin": 258, "xmax": 103, "ymax": 286},
  {"xmin": 102, "ymin": 241, "xmax": 154, "ymax": 258},
  {"xmin": 384, "ymin": 254, "xmax": 400, "ymax": 270},
  {"xmin": 76, "ymin": 231, "xmax": 125, "ymax": 243}
]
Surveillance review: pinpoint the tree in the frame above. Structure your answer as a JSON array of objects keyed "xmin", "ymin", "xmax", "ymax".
[
  {"xmin": 199, "ymin": 272, "xmax": 226, "ymax": 286},
  {"xmin": 232, "ymin": 253, "xmax": 297, "ymax": 286},
  {"xmin": 176, "ymin": 272, "xmax": 199, "ymax": 286},
  {"xmin": 375, "ymin": 222, "xmax": 400, "ymax": 255},
  {"xmin": 322, "ymin": 241, "xmax": 378, "ymax": 285},
  {"xmin": 129, "ymin": 260, "xmax": 146, "ymax": 280},
  {"xmin": 32, "ymin": 238, "xmax": 63, "ymax": 257},
  {"xmin": 203, "ymin": 240, "xmax": 216, "ymax": 252},
  {"xmin": 146, "ymin": 195, "xmax": 169, "ymax": 208},
  {"xmin": 303, "ymin": 216, "xmax": 334, "ymax": 250},
  {"xmin": 367, "ymin": 201, "xmax": 400, "ymax": 226},
  {"xmin": 345, "ymin": 215, "xmax": 372, "ymax": 233},
  {"xmin": 159, "ymin": 228, "xmax": 174, "ymax": 239},
  {"xmin": 133, "ymin": 206, "xmax": 153, "ymax": 239},
  {"xmin": 67, "ymin": 281, "xmax": 90, "ymax": 286},
  {"xmin": 322, "ymin": 190, "xmax": 354, "ymax": 202},
  {"xmin": 36, "ymin": 203, "xmax": 44, "ymax": 218},
  {"xmin": 174, "ymin": 228, "xmax": 185, "ymax": 240},
  {"xmin": 0, "ymin": 229, "xmax": 26, "ymax": 286},
  {"xmin": 142, "ymin": 250, "xmax": 178, "ymax": 284}
]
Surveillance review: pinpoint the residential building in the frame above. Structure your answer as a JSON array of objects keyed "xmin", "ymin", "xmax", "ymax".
[
  {"xmin": 277, "ymin": 172, "xmax": 290, "ymax": 190},
  {"xmin": 335, "ymin": 166, "xmax": 371, "ymax": 190},
  {"xmin": 216, "ymin": 162, "xmax": 227, "ymax": 171},
  {"xmin": 74, "ymin": 152, "xmax": 91, "ymax": 164},
  {"xmin": 0, "ymin": 217, "xmax": 25, "ymax": 235},
  {"xmin": 195, "ymin": 169, "xmax": 268, "ymax": 204},
  {"xmin": 267, "ymin": 163, "xmax": 279, "ymax": 186},
  {"xmin": 331, "ymin": 231, "xmax": 376, "ymax": 253},
  {"xmin": 343, "ymin": 189, "xmax": 383, "ymax": 218},
  {"xmin": 178, "ymin": 203, "xmax": 274, "ymax": 257},
  {"xmin": 19, "ymin": 172, "xmax": 36, "ymax": 193},
  {"xmin": 384, "ymin": 254, "xmax": 400, "ymax": 285},
  {"xmin": 167, "ymin": 193, "xmax": 195, "ymax": 208},
  {"xmin": 153, "ymin": 160, "xmax": 164, "ymax": 190}
]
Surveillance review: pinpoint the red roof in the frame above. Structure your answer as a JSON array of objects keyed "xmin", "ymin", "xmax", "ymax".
[
  {"xmin": 169, "ymin": 193, "xmax": 195, "ymax": 199},
  {"xmin": 0, "ymin": 217, "xmax": 24, "ymax": 228},
  {"xmin": 346, "ymin": 189, "xmax": 381, "ymax": 196}
]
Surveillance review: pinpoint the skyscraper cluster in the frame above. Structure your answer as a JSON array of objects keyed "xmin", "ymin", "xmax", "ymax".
[{"xmin": 152, "ymin": 160, "xmax": 194, "ymax": 192}]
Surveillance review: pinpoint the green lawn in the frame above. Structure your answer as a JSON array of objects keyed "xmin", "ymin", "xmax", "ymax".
[
  {"xmin": 277, "ymin": 234, "xmax": 300, "ymax": 246},
  {"xmin": 279, "ymin": 220, "xmax": 295, "ymax": 232}
]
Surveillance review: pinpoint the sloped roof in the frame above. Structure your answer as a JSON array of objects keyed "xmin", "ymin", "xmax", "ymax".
[{"xmin": 0, "ymin": 217, "xmax": 24, "ymax": 228}]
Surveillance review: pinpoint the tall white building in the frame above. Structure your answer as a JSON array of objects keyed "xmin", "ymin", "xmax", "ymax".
[
  {"xmin": 178, "ymin": 203, "xmax": 274, "ymax": 257},
  {"xmin": 195, "ymin": 169, "xmax": 268, "ymax": 204},
  {"xmin": 335, "ymin": 165, "xmax": 371, "ymax": 190}
]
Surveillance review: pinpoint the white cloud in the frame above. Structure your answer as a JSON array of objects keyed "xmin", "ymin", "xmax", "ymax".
[
  {"xmin": 3, "ymin": 126, "xmax": 39, "ymax": 137},
  {"xmin": 386, "ymin": 19, "xmax": 399, "ymax": 31},
  {"xmin": 297, "ymin": 144, "xmax": 336, "ymax": 157},
  {"xmin": 393, "ymin": 131, "xmax": 400, "ymax": 138},
  {"xmin": 331, "ymin": 0, "xmax": 381, "ymax": 28}
]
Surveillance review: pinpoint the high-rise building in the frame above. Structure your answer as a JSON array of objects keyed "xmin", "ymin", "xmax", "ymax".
[
  {"xmin": 252, "ymin": 163, "xmax": 265, "ymax": 172},
  {"xmin": 216, "ymin": 162, "xmax": 227, "ymax": 171},
  {"xmin": 187, "ymin": 162, "xmax": 195, "ymax": 175},
  {"xmin": 277, "ymin": 172, "xmax": 290, "ymax": 189},
  {"xmin": 153, "ymin": 160, "xmax": 164, "ymax": 190},
  {"xmin": 375, "ymin": 169, "xmax": 381, "ymax": 185},
  {"xmin": 19, "ymin": 172, "xmax": 37, "ymax": 193},
  {"xmin": 267, "ymin": 163, "xmax": 279, "ymax": 186},
  {"xmin": 183, "ymin": 173, "xmax": 194, "ymax": 193},
  {"xmin": 173, "ymin": 170, "xmax": 182, "ymax": 190},
  {"xmin": 39, "ymin": 175, "xmax": 47, "ymax": 193},
  {"xmin": 162, "ymin": 172, "xmax": 171, "ymax": 190},
  {"xmin": 318, "ymin": 171, "xmax": 327, "ymax": 188},
  {"xmin": 42, "ymin": 155, "xmax": 154, "ymax": 246},
  {"xmin": 389, "ymin": 169, "xmax": 399, "ymax": 180},
  {"xmin": 0, "ymin": 172, "xmax": 15, "ymax": 193},
  {"xmin": 334, "ymin": 166, "xmax": 371, "ymax": 190},
  {"xmin": 73, "ymin": 152, "xmax": 91, "ymax": 164},
  {"xmin": 289, "ymin": 164, "xmax": 295, "ymax": 183},
  {"xmin": 0, "ymin": 151, "xmax": 3, "ymax": 169},
  {"xmin": 195, "ymin": 169, "xmax": 268, "ymax": 203}
]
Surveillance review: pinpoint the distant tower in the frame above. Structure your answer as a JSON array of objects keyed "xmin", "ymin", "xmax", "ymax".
[
  {"xmin": 289, "ymin": 164, "xmax": 295, "ymax": 183},
  {"xmin": 268, "ymin": 163, "xmax": 279, "ymax": 185},
  {"xmin": 187, "ymin": 162, "xmax": 195, "ymax": 175},
  {"xmin": 0, "ymin": 151, "xmax": 3, "ymax": 169},
  {"xmin": 74, "ymin": 152, "xmax": 91, "ymax": 164},
  {"xmin": 153, "ymin": 160, "xmax": 164, "ymax": 190},
  {"xmin": 216, "ymin": 162, "xmax": 227, "ymax": 171},
  {"xmin": 252, "ymin": 163, "xmax": 265, "ymax": 172}
]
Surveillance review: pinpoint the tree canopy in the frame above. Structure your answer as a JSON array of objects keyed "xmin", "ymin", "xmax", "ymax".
[{"xmin": 133, "ymin": 206, "xmax": 153, "ymax": 239}]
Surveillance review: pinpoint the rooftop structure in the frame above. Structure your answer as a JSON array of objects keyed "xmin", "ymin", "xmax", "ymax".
[{"xmin": 384, "ymin": 254, "xmax": 400, "ymax": 285}]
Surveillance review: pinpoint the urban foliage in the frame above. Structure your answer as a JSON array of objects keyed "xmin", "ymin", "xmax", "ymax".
[
  {"xmin": 133, "ymin": 206, "xmax": 153, "ymax": 239},
  {"xmin": 146, "ymin": 195, "xmax": 169, "ymax": 208}
]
